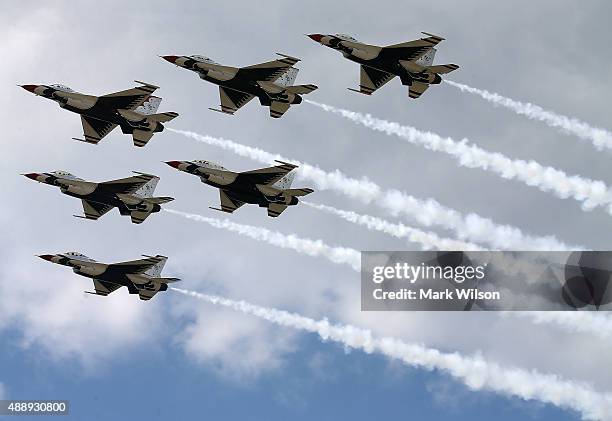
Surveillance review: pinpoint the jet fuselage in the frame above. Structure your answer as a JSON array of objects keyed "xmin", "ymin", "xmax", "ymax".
[
  {"xmin": 24, "ymin": 173, "xmax": 162, "ymax": 216},
  {"xmin": 24, "ymin": 85, "xmax": 165, "ymax": 135},
  {"xmin": 313, "ymin": 35, "xmax": 442, "ymax": 86},
  {"xmin": 181, "ymin": 162, "xmax": 299, "ymax": 207},
  {"xmin": 38, "ymin": 254, "xmax": 167, "ymax": 295},
  {"xmin": 173, "ymin": 57, "xmax": 303, "ymax": 106}
]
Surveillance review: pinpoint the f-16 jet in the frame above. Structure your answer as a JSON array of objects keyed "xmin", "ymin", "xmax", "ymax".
[
  {"xmin": 20, "ymin": 81, "xmax": 178, "ymax": 146},
  {"xmin": 23, "ymin": 170, "xmax": 173, "ymax": 224},
  {"xmin": 38, "ymin": 252, "xmax": 180, "ymax": 301},
  {"xmin": 165, "ymin": 160, "xmax": 313, "ymax": 217},
  {"xmin": 161, "ymin": 54, "xmax": 317, "ymax": 118},
  {"xmin": 307, "ymin": 32, "xmax": 458, "ymax": 99}
]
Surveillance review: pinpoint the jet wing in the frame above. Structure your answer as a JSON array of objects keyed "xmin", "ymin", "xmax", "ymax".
[
  {"xmin": 353, "ymin": 65, "xmax": 395, "ymax": 95},
  {"xmin": 380, "ymin": 32, "xmax": 445, "ymax": 62},
  {"xmin": 110, "ymin": 255, "xmax": 167, "ymax": 274},
  {"xmin": 87, "ymin": 279, "xmax": 122, "ymax": 296},
  {"xmin": 96, "ymin": 82, "xmax": 158, "ymax": 110},
  {"xmin": 99, "ymin": 172, "xmax": 158, "ymax": 194},
  {"xmin": 211, "ymin": 190, "xmax": 245, "ymax": 214},
  {"xmin": 215, "ymin": 87, "xmax": 255, "ymax": 115},
  {"xmin": 237, "ymin": 54, "xmax": 300, "ymax": 82},
  {"xmin": 408, "ymin": 81, "xmax": 430, "ymax": 99},
  {"xmin": 79, "ymin": 116, "xmax": 118, "ymax": 144},
  {"xmin": 240, "ymin": 161, "xmax": 298, "ymax": 185},
  {"xmin": 80, "ymin": 200, "xmax": 114, "ymax": 220},
  {"xmin": 267, "ymin": 203, "xmax": 288, "ymax": 218}
]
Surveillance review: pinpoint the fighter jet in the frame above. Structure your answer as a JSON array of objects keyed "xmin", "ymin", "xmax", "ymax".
[
  {"xmin": 165, "ymin": 160, "xmax": 313, "ymax": 217},
  {"xmin": 38, "ymin": 252, "xmax": 180, "ymax": 301},
  {"xmin": 23, "ymin": 170, "xmax": 173, "ymax": 224},
  {"xmin": 307, "ymin": 32, "xmax": 459, "ymax": 99},
  {"xmin": 19, "ymin": 81, "xmax": 178, "ymax": 146},
  {"xmin": 161, "ymin": 53, "xmax": 317, "ymax": 118}
]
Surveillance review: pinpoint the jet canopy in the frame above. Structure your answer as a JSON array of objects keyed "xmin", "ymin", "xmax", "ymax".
[
  {"xmin": 192, "ymin": 160, "xmax": 226, "ymax": 170},
  {"xmin": 49, "ymin": 84, "xmax": 75, "ymax": 93},
  {"xmin": 335, "ymin": 34, "xmax": 357, "ymax": 41},
  {"xmin": 189, "ymin": 55, "xmax": 219, "ymax": 65},
  {"xmin": 63, "ymin": 252, "xmax": 95, "ymax": 261},
  {"xmin": 51, "ymin": 170, "xmax": 80, "ymax": 180}
]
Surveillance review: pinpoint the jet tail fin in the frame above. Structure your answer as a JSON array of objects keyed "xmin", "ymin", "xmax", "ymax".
[
  {"xmin": 272, "ymin": 171, "xmax": 295, "ymax": 189},
  {"xmin": 276, "ymin": 67, "xmax": 299, "ymax": 87},
  {"xmin": 133, "ymin": 173, "xmax": 159, "ymax": 197},
  {"xmin": 135, "ymin": 96, "xmax": 162, "ymax": 115},
  {"xmin": 142, "ymin": 255, "xmax": 168, "ymax": 277},
  {"xmin": 414, "ymin": 48, "xmax": 437, "ymax": 67}
]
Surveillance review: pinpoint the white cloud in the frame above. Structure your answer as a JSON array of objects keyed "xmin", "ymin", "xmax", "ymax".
[
  {"xmin": 0, "ymin": 251, "xmax": 164, "ymax": 369},
  {"xmin": 175, "ymin": 304, "xmax": 297, "ymax": 380}
]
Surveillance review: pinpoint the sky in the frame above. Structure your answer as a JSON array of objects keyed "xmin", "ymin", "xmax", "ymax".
[{"xmin": 1, "ymin": 0, "xmax": 611, "ymax": 420}]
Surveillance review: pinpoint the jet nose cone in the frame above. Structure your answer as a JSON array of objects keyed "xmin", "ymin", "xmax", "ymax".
[
  {"xmin": 165, "ymin": 161, "xmax": 182, "ymax": 168},
  {"xmin": 38, "ymin": 254, "xmax": 55, "ymax": 261},
  {"xmin": 20, "ymin": 84, "xmax": 38, "ymax": 93},
  {"xmin": 22, "ymin": 173, "xmax": 41, "ymax": 180},
  {"xmin": 162, "ymin": 55, "xmax": 179, "ymax": 64},
  {"xmin": 307, "ymin": 34, "xmax": 324, "ymax": 42}
]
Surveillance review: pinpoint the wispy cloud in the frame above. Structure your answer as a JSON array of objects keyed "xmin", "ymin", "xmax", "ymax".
[
  {"xmin": 174, "ymin": 287, "xmax": 612, "ymax": 421},
  {"xmin": 306, "ymin": 100, "xmax": 612, "ymax": 213},
  {"xmin": 445, "ymin": 80, "xmax": 612, "ymax": 151},
  {"xmin": 168, "ymin": 128, "xmax": 581, "ymax": 250},
  {"xmin": 165, "ymin": 209, "xmax": 361, "ymax": 271}
]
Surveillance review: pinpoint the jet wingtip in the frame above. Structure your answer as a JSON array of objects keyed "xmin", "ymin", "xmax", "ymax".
[
  {"xmin": 134, "ymin": 80, "xmax": 160, "ymax": 89},
  {"xmin": 274, "ymin": 159, "xmax": 298, "ymax": 168},
  {"xmin": 421, "ymin": 31, "xmax": 445, "ymax": 40},
  {"xmin": 276, "ymin": 52, "xmax": 301, "ymax": 61},
  {"xmin": 131, "ymin": 170, "xmax": 158, "ymax": 178}
]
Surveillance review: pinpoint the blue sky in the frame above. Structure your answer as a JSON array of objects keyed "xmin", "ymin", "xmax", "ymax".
[
  {"xmin": 1, "ymin": 0, "xmax": 611, "ymax": 419},
  {"xmin": 0, "ymin": 324, "xmax": 579, "ymax": 421}
]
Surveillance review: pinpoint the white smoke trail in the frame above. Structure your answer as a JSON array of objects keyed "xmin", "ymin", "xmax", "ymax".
[
  {"xmin": 511, "ymin": 311, "xmax": 612, "ymax": 340},
  {"xmin": 302, "ymin": 201, "xmax": 484, "ymax": 251},
  {"xmin": 173, "ymin": 287, "xmax": 612, "ymax": 421},
  {"xmin": 445, "ymin": 80, "xmax": 612, "ymax": 151},
  {"xmin": 168, "ymin": 128, "xmax": 581, "ymax": 250},
  {"xmin": 164, "ymin": 208, "xmax": 360, "ymax": 271},
  {"xmin": 299, "ymin": 201, "xmax": 570, "ymax": 288},
  {"xmin": 306, "ymin": 100, "xmax": 612, "ymax": 213}
]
